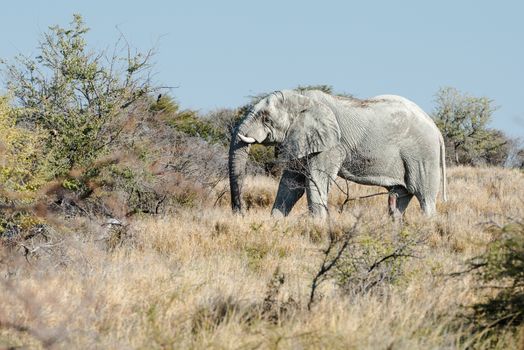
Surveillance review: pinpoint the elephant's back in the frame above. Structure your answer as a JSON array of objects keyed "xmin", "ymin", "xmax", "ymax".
[
  {"xmin": 370, "ymin": 95, "xmax": 442, "ymax": 164},
  {"xmin": 313, "ymin": 91, "xmax": 442, "ymax": 149},
  {"xmin": 354, "ymin": 95, "xmax": 441, "ymax": 159},
  {"xmin": 370, "ymin": 95, "xmax": 440, "ymax": 135}
]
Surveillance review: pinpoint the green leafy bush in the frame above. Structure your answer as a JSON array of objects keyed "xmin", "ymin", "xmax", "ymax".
[
  {"xmin": 432, "ymin": 87, "xmax": 509, "ymax": 166},
  {"xmin": 467, "ymin": 221, "xmax": 524, "ymax": 330},
  {"xmin": 4, "ymin": 14, "xmax": 155, "ymax": 178},
  {"xmin": 0, "ymin": 96, "xmax": 47, "ymax": 236},
  {"xmin": 149, "ymin": 94, "xmax": 179, "ymax": 114},
  {"xmin": 308, "ymin": 221, "xmax": 423, "ymax": 309},
  {"xmin": 150, "ymin": 94, "xmax": 230, "ymax": 144},
  {"xmin": 1, "ymin": 16, "xmax": 216, "ymax": 229},
  {"xmin": 168, "ymin": 110, "xmax": 224, "ymax": 143},
  {"xmin": 0, "ymin": 96, "xmax": 46, "ymax": 193},
  {"xmin": 333, "ymin": 228, "xmax": 420, "ymax": 295},
  {"xmin": 248, "ymin": 144, "xmax": 278, "ymax": 174}
]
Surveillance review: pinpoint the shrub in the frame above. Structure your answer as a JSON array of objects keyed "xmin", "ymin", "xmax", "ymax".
[
  {"xmin": 248, "ymin": 144, "xmax": 281, "ymax": 176},
  {"xmin": 149, "ymin": 94, "xmax": 179, "ymax": 114},
  {"xmin": 333, "ymin": 228, "xmax": 421, "ymax": 295},
  {"xmin": 308, "ymin": 220, "xmax": 423, "ymax": 309},
  {"xmin": 149, "ymin": 94, "xmax": 227, "ymax": 144},
  {"xmin": 168, "ymin": 110, "xmax": 224, "ymax": 144},
  {"xmin": 3, "ymin": 14, "xmax": 155, "ymax": 179},
  {"xmin": 204, "ymin": 108, "xmax": 243, "ymax": 144},
  {"xmin": 0, "ymin": 16, "xmax": 216, "ymax": 236},
  {"xmin": 0, "ymin": 16, "xmax": 231, "ymax": 223},
  {"xmin": 467, "ymin": 221, "xmax": 524, "ymax": 330},
  {"xmin": 432, "ymin": 87, "xmax": 509, "ymax": 166},
  {"xmin": 0, "ymin": 95, "xmax": 45, "ymax": 193},
  {"xmin": 0, "ymin": 96, "xmax": 48, "ymax": 236}
]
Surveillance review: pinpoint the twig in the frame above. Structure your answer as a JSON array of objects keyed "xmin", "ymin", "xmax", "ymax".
[
  {"xmin": 308, "ymin": 219, "xmax": 360, "ymax": 310},
  {"xmin": 213, "ymin": 189, "xmax": 228, "ymax": 208},
  {"xmin": 339, "ymin": 191, "xmax": 389, "ymax": 212}
]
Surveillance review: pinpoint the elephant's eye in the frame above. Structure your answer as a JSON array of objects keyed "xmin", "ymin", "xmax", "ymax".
[{"xmin": 258, "ymin": 111, "xmax": 269, "ymax": 124}]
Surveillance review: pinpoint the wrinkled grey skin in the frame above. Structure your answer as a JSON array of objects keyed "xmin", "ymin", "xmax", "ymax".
[{"xmin": 229, "ymin": 89, "xmax": 447, "ymax": 218}]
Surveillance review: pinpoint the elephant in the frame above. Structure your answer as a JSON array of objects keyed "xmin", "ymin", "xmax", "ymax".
[{"xmin": 228, "ymin": 89, "xmax": 447, "ymax": 218}]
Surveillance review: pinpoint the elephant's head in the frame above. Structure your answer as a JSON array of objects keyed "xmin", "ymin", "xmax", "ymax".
[{"xmin": 229, "ymin": 90, "xmax": 341, "ymax": 212}]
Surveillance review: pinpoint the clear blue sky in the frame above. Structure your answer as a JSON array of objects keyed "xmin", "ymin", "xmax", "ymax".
[{"xmin": 1, "ymin": 0, "xmax": 523, "ymax": 137}]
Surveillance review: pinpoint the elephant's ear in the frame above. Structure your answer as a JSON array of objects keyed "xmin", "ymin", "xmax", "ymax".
[{"xmin": 279, "ymin": 98, "xmax": 341, "ymax": 160}]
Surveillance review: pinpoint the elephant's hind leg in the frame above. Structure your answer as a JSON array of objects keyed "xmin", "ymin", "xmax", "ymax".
[
  {"xmin": 417, "ymin": 196, "xmax": 437, "ymax": 217},
  {"xmin": 271, "ymin": 169, "xmax": 306, "ymax": 217},
  {"xmin": 388, "ymin": 186, "xmax": 413, "ymax": 221},
  {"xmin": 413, "ymin": 168, "xmax": 439, "ymax": 217}
]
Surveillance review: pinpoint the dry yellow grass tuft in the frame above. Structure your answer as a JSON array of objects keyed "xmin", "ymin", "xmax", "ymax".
[{"xmin": 1, "ymin": 166, "xmax": 523, "ymax": 349}]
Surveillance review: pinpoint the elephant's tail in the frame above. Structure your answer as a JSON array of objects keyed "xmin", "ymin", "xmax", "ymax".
[{"xmin": 439, "ymin": 135, "xmax": 448, "ymax": 202}]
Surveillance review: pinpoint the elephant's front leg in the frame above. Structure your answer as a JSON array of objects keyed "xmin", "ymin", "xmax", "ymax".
[
  {"xmin": 305, "ymin": 153, "xmax": 341, "ymax": 218},
  {"xmin": 306, "ymin": 174, "xmax": 331, "ymax": 217},
  {"xmin": 271, "ymin": 169, "xmax": 306, "ymax": 217}
]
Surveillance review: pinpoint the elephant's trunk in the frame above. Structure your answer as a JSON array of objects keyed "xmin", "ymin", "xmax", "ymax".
[{"xmin": 229, "ymin": 126, "xmax": 252, "ymax": 213}]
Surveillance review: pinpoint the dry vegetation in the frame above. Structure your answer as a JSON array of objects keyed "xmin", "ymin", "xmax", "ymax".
[{"xmin": 1, "ymin": 166, "xmax": 523, "ymax": 349}]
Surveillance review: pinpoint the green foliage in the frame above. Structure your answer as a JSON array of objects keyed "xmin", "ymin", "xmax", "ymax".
[
  {"xmin": 432, "ymin": 87, "xmax": 509, "ymax": 166},
  {"xmin": 0, "ymin": 15, "xmax": 184, "ymax": 233},
  {"xmin": 0, "ymin": 15, "xmax": 234, "ymax": 242},
  {"xmin": 3, "ymin": 14, "xmax": 154, "ymax": 178},
  {"xmin": 249, "ymin": 144, "xmax": 275, "ymax": 165},
  {"xmin": 149, "ymin": 94, "xmax": 179, "ymax": 114},
  {"xmin": 0, "ymin": 96, "xmax": 49, "ymax": 236},
  {"xmin": 0, "ymin": 95, "xmax": 46, "ymax": 193},
  {"xmin": 61, "ymin": 177, "xmax": 82, "ymax": 191},
  {"xmin": 150, "ymin": 94, "xmax": 231, "ymax": 144},
  {"xmin": 334, "ymin": 228, "xmax": 418, "ymax": 294},
  {"xmin": 247, "ymin": 144, "xmax": 281, "ymax": 176},
  {"xmin": 467, "ymin": 221, "xmax": 524, "ymax": 329},
  {"xmin": 308, "ymin": 221, "xmax": 422, "ymax": 309},
  {"xmin": 168, "ymin": 110, "xmax": 225, "ymax": 143}
]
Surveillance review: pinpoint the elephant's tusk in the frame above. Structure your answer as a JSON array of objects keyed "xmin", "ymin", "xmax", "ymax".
[{"xmin": 238, "ymin": 134, "xmax": 256, "ymax": 143}]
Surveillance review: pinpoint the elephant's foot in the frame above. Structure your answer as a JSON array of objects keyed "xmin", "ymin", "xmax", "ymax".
[
  {"xmin": 419, "ymin": 198, "xmax": 437, "ymax": 217},
  {"xmin": 308, "ymin": 202, "xmax": 328, "ymax": 219},
  {"xmin": 270, "ymin": 207, "xmax": 286, "ymax": 219}
]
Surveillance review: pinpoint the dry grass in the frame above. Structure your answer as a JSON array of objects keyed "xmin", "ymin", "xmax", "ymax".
[{"xmin": 1, "ymin": 166, "xmax": 523, "ymax": 349}]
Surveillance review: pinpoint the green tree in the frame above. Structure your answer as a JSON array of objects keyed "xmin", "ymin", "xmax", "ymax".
[
  {"xmin": 3, "ymin": 14, "xmax": 155, "ymax": 178},
  {"xmin": 432, "ymin": 87, "xmax": 508, "ymax": 165}
]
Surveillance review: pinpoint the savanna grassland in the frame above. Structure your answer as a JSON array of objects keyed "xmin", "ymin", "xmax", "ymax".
[{"xmin": 1, "ymin": 166, "xmax": 523, "ymax": 349}]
